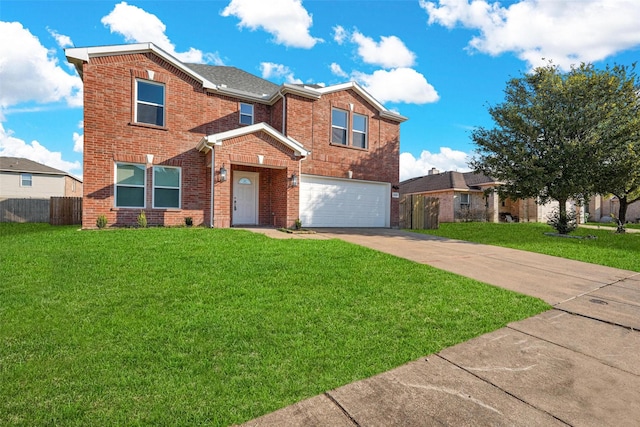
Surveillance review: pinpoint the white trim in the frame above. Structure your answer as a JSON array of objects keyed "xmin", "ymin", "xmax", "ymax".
[
  {"xmin": 239, "ymin": 102, "xmax": 254, "ymax": 125},
  {"xmin": 197, "ymin": 122, "xmax": 309, "ymax": 157},
  {"xmin": 135, "ymin": 79, "xmax": 165, "ymax": 127}
]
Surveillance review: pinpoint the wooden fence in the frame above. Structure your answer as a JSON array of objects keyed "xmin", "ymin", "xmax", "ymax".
[
  {"xmin": 0, "ymin": 198, "xmax": 50, "ymax": 223},
  {"xmin": 400, "ymin": 194, "xmax": 439, "ymax": 229},
  {"xmin": 50, "ymin": 197, "xmax": 82, "ymax": 225}
]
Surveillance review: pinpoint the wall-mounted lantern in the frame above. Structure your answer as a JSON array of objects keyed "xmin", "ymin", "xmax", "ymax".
[
  {"xmin": 219, "ymin": 164, "xmax": 227, "ymax": 182},
  {"xmin": 291, "ymin": 173, "xmax": 298, "ymax": 187}
]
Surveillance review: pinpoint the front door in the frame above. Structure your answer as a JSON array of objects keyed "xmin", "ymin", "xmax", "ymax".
[{"xmin": 232, "ymin": 171, "xmax": 259, "ymax": 225}]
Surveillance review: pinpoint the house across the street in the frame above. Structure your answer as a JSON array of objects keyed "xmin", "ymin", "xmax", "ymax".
[
  {"xmin": 66, "ymin": 42, "xmax": 406, "ymax": 229},
  {"xmin": 0, "ymin": 156, "xmax": 82, "ymax": 199}
]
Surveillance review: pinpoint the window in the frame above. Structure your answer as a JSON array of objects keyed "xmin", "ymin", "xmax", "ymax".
[
  {"xmin": 136, "ymin": 80, "xmax": 165, "ymax": 126},
  {"xmin": 460, "ymin": 193, "xmax": 470, "ymax": 206},
  {"xmin": 21, "ymin": 173, "xmax": 32, "ymax": 187},
  {"xmin": 115, "ymin": 163, "xmax": 145, "ymax": 208},
  {"xmin": 153, "ymin": 166, "xmax": 181, "ymax": 209},
  {"xmin": 331, "ymin": 108, "xmax": 348, "ymax": 145},
  {"xmin": 239, "ymin": 103, "xmax": 254, "ymax": 125},
  {"xmin": 352, "ymin": 113, "xmax": 368, "ymax": 149}
]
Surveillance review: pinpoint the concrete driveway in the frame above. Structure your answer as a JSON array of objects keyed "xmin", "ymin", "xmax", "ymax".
[{"xmin": 241, "ymin": 228, "xmax": 640, "ymax": 426}]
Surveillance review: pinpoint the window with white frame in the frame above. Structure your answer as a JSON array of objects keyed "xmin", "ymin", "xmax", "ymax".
[
  {"xmin": 153, "ymin": 166, "xmax": 181, "ymax": 209},
  {"xmin": 21, "ymin": 173, "xmax": 32, "ymax": 187},
  {"xmin": 239, "ymin": 103, "xmax": 254, "ymax": 125},
  {"xmin": 352, "ymin": 113, "xmax": 368, "ymax": 149},
  {"xmin": 331, "ymin": 108, "xmax": 348, "ymax": 145},
  {"xmin": 115, "ymin": 163, "xmax": 146, "ymax": 208},
  {"xmin": 136, "ymin": 80, "xmax": 165, "ymax": 127},
  {"xmin": 460, "ymin": 193, "xmax": 470, "ymax": 206}
]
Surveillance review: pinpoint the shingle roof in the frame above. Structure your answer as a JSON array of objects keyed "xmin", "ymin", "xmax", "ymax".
[
  {"xmin": 0, "ymin": 157, "xmax": 69, "ymax": 176},
  {"xmin": 184, "ymin": 64, "xmax": 279, "ymax": 97},
  {"xmin": 399, "ymin": 171, "xmax": 499, "ymax": 194}
]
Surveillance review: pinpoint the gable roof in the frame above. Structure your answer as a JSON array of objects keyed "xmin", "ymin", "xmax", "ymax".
[
  {"xmin": 0, "ymin": 156, "xmax": 78, "ymax": 178},
  {"xmin": 399, "ymin": 171, "xmax": 498, "ymax": 194},
  {"xmin": 197, "ymin": 122, "xmax": 309, "ymax": 157},
  {"xmin": 66, "ymin": 42, "xmax": 407, "ymax": 123}
]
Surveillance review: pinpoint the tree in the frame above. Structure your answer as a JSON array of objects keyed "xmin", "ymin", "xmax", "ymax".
[
  {"xmin": 470, "ymin": 63, "xmax": 639, "ymax": 233},
  {"xmin": 589, "ymin": 65, "xmax": 640, "ymax": 232}
]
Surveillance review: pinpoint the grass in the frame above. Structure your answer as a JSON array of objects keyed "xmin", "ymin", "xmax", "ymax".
[
  {"xmin": 412, "ymin": 222, "xmax": 640, "ymax": 272},
  {"xmin": 0, "ymin": 224, "xmax": 549, "ymax": 426}
]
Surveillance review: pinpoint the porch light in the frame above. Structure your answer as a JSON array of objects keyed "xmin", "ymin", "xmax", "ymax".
[
  {"xmin": 291, "ymin": 173, "xmax": 298, "ymax": 187},
  {"xmin": 219, "ymin": 164, "xmax": 227, "ymax": 182}
]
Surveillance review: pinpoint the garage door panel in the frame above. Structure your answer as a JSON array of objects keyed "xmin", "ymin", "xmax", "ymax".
[{"xmin": 300, "ymin": 175, "xmax": 390, "ymax": 227}]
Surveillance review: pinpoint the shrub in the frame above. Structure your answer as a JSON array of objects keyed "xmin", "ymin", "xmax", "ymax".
[
  {"xmin": 96, "ymin": 215, "xmax": 108, "ymax": 229},
  {"xmin": 294, "ymin": 218, "xmax": 302, "ymax": 230},
  {"xmin": 546, "ymin": 207, "xmax": 577, "ymax": 234},
  {"xmin": 137, "ymin": 211, "xmax": 148, "ymax": 228},
  {"xmin": 184, "ymin": 217, "xmax": 193, "ymax": 227}
]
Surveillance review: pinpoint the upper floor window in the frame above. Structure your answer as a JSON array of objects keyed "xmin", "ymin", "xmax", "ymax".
[
  {"xmin": 115, "ymin": 163, "xmax": 146, "ymax": 208},
  {"xmin": 136, "ymin": 80, "xmax": 165, "ymax": 127},
  {"xmin": 331, "ymin": 108, "xmax": 348, "ymax": 145},
  {"xmin": 153, "ymin": 166, "xmax": 181, "ymax": 209},
  {"xmin": 352, "ymin": 113, "xmax": 368, "ymax": 149},
  {"xmin": 240, "ymin": 103, "xmax": 254, "ymax": 125},
  {"xmin": 21, "ymin": 173, "xmax": 32, "ymax": 187}
]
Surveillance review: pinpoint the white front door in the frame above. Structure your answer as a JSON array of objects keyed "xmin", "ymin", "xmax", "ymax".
[{"xmin": 232, "ymin": 171, "xmax": 259, "ymax": 225}]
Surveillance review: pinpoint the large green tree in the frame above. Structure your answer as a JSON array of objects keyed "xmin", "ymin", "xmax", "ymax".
[{"xmin": 470, "ymin": 63, "xmax": 640, "ymax": 233}]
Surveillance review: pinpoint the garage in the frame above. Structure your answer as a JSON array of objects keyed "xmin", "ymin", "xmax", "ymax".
[{"xmin": 299, "ymin": 175, "xmax": 390, "ymax": 227}]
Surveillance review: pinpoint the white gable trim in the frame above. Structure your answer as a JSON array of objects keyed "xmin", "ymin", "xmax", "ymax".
[
  {"xmin": 197, "ymin": 123, "xmax": 309, "ymax": 157},
  {"xmin": 65, "ymin": 43, "xmax": 218, "ymax": 90}
]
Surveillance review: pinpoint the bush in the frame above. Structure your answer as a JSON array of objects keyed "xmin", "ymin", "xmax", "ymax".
[
  {"xmin": 96, "ymin": 215, "xmax": 108, "ymax": 229},
  {"xmin": 546, "ymin": 207, "xmax": 577, "ymax": 234},
  {"xmin": 137, "ymin": 211, "xmax": 148, "ymax": 228},
  {"xmin": 184, "ymin": 217, "xmax": 193, "ymax": 227}
]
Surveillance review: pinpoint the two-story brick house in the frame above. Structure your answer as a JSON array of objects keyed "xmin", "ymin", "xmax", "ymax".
[{"xmin": 66, "ymin": 43, "xmax": 406, "ymax": 229}]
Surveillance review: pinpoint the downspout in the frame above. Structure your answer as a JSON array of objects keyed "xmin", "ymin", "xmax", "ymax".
[{"xmin": 210, "ymin": 146, "xmax": 215, "ymax": 228}]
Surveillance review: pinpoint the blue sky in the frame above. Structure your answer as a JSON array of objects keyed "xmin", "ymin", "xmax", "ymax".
[{"xmin": 2, "ymin": 0, "xmax": 640, "ymax": 181}]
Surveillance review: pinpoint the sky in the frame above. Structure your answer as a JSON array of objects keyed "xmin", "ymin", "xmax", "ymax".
[{"xmin": 1, "ymin": 0, "xmax": 640, "ymax": 182}]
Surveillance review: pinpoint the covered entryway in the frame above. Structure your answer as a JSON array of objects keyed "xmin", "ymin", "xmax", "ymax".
[
  {"xmin": 232, "ymin": 171, "xmax": 259, "ymax": 225},
  {"xmin": 299, "ymin": 175, "xmax": 390, "ymax": 227}
]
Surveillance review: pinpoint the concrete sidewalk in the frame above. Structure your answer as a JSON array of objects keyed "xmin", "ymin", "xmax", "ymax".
[{"xmin": 241, "ymin": 228, "xmax": 640, "ymax": 427}]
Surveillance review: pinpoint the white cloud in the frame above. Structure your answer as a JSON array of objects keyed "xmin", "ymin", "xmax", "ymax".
[
  {"xmin": 333, "ymin": 25, "xmax": 347, "ymax": 44},
  {"xmin": 73, "ymin": 121, "xmax": 83, "ymax": 153},
  {"xmin": 330, "ymin": 62, "xmax": 348, "ymax": 78},
  {"xmin": 0, "ymin": 22, "xmax": 82, "ymax": 110},
  {"xmin": 0, "ymin": 123, "xmax": 82, "ymax": 175},
  {"xmin": 47, "ymin": 28, "xmax": 73, "ymax": 48},
  {"xmin": 102, "ymin": 2, "xmax": 222, "ymax": 64},
  {"xmin": 420, "ymin": 0, "xmax": 640, "ymax": 70},
  {"xmin": 221, "ymin": 0, "xmax": 322, "ymax": 49},
  {"xmin": 260, "ymin": 62, "xmax": 302, "ymax": 84},
  {"xmin": 351, "ymin": 31, "xmax": 416, "ymax": 69},
  {"xmin": 400, "ymin": 148, "xmax": 470, "ymax": 181},
  {"xmin": 352, "ymin": 68, "xmax": 439, "ymax": 104}
]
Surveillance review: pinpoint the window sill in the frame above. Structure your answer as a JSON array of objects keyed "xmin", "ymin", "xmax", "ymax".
[
  {"xmin": 329, "ymin": 142, "xmax": 368, "ymax": 151},
  {"xmin": 128, "ymin": 122, "xmax": 168, "ymax": 131}
]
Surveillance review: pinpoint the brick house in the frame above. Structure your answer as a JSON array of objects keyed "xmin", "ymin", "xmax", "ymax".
[{"xmin": 66, "ymin": 43, "xmax": 406, "ymax": 229}]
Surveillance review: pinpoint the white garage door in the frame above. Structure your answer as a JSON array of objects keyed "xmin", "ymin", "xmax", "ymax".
[{"xmin": 299, "ymin": 175, "xmax": 390, "ymax": 227}]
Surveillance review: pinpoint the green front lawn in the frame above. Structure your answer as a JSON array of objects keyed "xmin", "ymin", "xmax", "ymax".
[
  {"xmin": 0, "ymin": 224, "xmax": 548, "ymax": 426},
  {"xmin": 412, "ymin": 222, "xmax": 640, "ymax": 272}
]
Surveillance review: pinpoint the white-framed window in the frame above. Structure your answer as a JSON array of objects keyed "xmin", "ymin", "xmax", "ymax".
[
  {"xmin": 153, "ymin": 166, "xmax": 181, "ymax": 209},
  {"xmin": 331, "ymin": 108, "xmax": 348, "ymax": 145},
  {"xmin": 115, "ymin": 163, "xmax": 146, "ymax": 208},
  {"xmin": 21, "ymin": 173, "xmax": 32, "ymax": 187},
  {"xmin": 352, "ymin": 113, "xmax": 368, "ymax": 149},
  {"xmin": 239, "ymin": 103, "xmax": 254, "ymax": 125},
  {"xmin": 460, "ymin": 193, "xmax": 470, "ymax": 206},
  {"xmin": 135, "ymin": 80, "xmax": 165, "ymax": 127}
]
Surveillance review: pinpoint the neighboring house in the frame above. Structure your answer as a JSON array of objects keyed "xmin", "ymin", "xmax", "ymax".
[
  {"xmin": 0, "ymin": 156, "xmax": 83, "ymax": 198},
  {"xmin": 399, "ymin": 168, "xmax": 575, "ymax": 224},
  {"xmin": 66, "ymin": 43, "xmax": 406, "ymax": 229},
  {"xmin": 399, "ymin": 169, "xmax": 501, "ymax": 222},
  {"xmin": 588, "ymin": 195, "xmax": 640, "ymax": 223}
]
